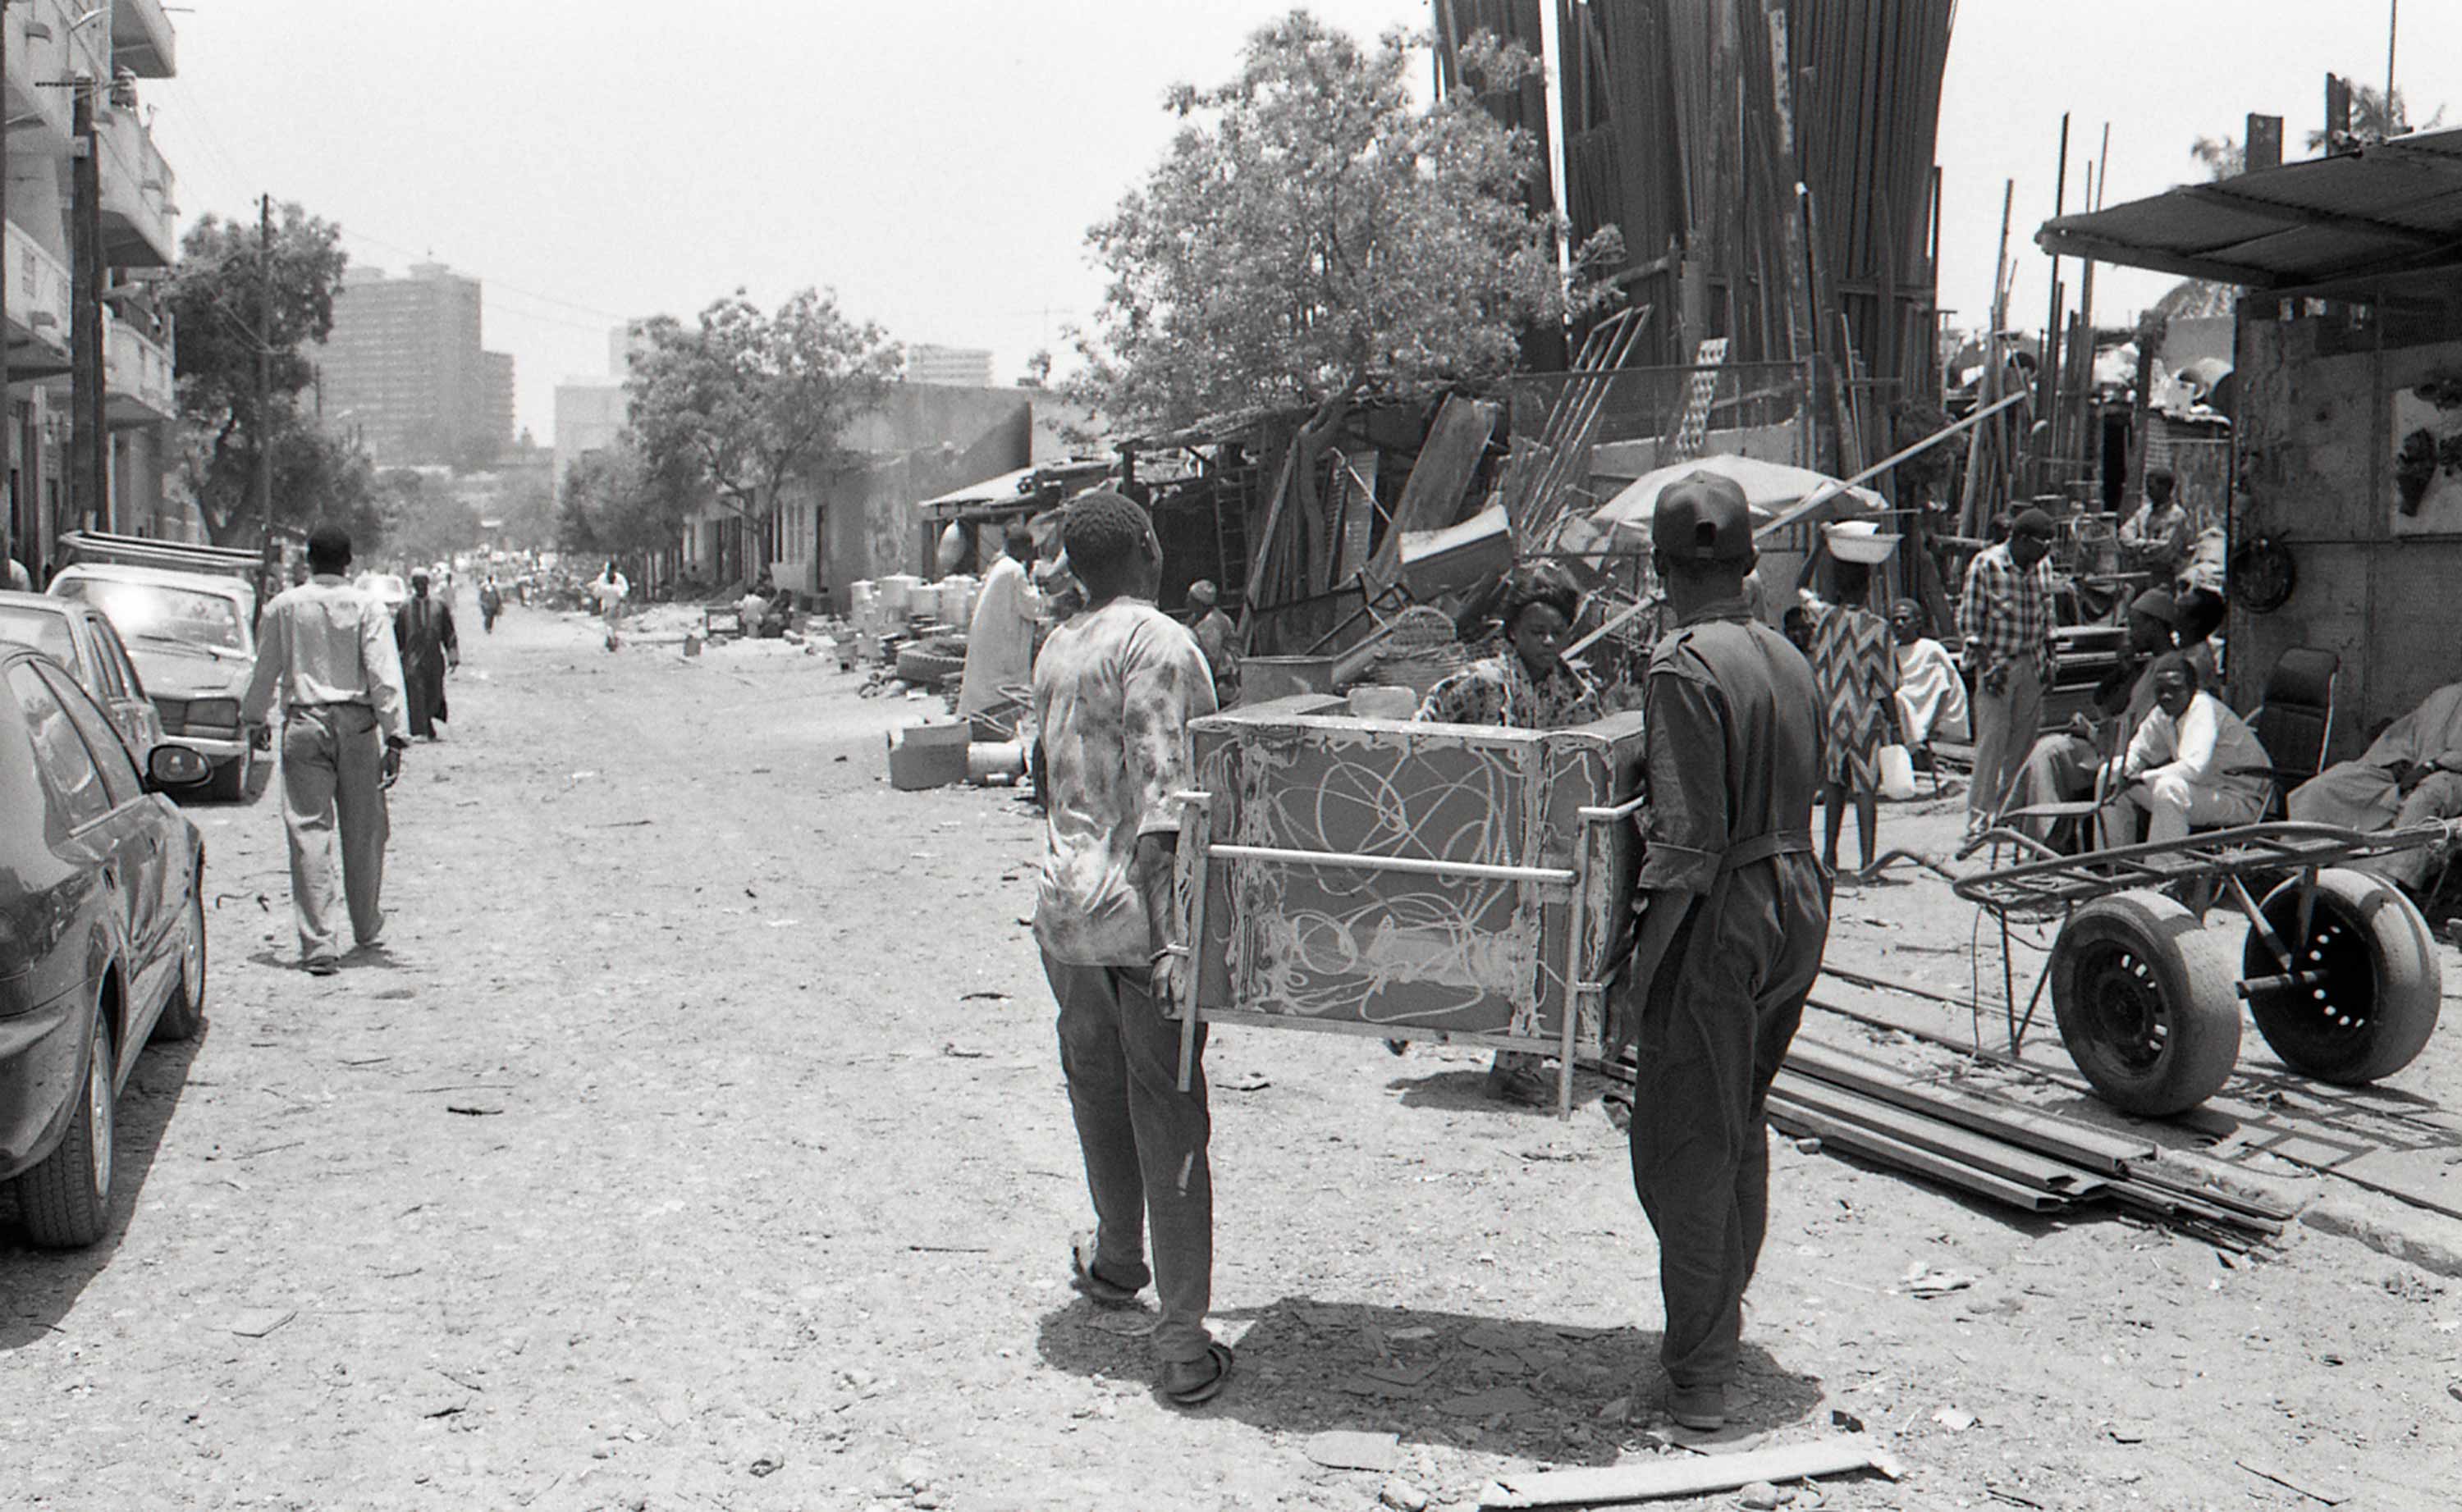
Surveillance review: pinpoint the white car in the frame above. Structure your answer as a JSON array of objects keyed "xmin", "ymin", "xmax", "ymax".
[
  {"xmin": 355, "ymin": 573, "xmax": 411, "ymax": 614},
  {"xmin": 48, "ymin": 564, "xmax": 261, "ymax": 801}
]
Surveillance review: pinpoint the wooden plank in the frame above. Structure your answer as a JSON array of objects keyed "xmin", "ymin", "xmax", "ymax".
[
  {"xmin": 1366, "ymin": 395, "xmax": 1495, "ymax": 587},
  {"xmin": 1481, "ymin": 1436, "xmax": 1905, "ymax": 1509}
]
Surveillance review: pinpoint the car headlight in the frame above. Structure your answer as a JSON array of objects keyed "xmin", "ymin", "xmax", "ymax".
[{"xmin": 185, "ymin": 698, "xmax": 241, "ymax": 730}]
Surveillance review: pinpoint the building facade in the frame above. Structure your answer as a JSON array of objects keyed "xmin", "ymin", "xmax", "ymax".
[
  {"xmin": 320, "ymin": 261, "xmax": 515, "ymax": 469},
  {"xmin": 3, "ymin": 0, "xmax": 185, "ymax": 577},
  {"xmin": 907, "ymin": 344, "xmax": 995, "ymax": 387}
]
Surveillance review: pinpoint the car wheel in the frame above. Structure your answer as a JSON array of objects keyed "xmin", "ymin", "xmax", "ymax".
[
  {"xmin": 152, "ymin": 875, "xmax": 207, "ymax": 1043},
  {"xmin": 206, "ymin": 750, "xmax": 247, "ymax": 802},
  {"xmin": 2049, "ymin": 889, "xmax": 2243, "ymax": 1116},
  {"xmin": 13, "ymin": 1002, "xmax": 117, "ymax": 1248}
]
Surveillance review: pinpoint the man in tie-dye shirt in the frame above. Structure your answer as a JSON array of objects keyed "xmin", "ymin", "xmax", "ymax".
[{"xmin": 1029, "ymin": 490, "xmax": 1229, "ymax": 1406}]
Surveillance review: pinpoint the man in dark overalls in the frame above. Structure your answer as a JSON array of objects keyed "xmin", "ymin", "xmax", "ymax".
[{"xmin": 1622, "ymin": 473, "xmax": 1831, "ymax": 1431}]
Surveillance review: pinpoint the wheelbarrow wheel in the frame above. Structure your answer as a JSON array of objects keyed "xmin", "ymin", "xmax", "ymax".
[
  {"xmin": 2242, "ymin": 868, "xmax": 2441, "ymax": 1085},
  {"xmin": 2050, "ymin": 889, "xmax": 2243, "ymax": 1116}
]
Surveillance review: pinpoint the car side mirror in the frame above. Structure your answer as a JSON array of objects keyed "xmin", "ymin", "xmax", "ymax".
[{"xmin": 145, "ymin": 744, "xmax": 213, "ymax": 791}]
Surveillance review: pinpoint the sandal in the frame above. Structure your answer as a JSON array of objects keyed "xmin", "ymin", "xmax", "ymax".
[
  {"xmin": 1161, "ymin": 1341, "xmax": 1235, "ymax": 1408},
  {"xmin": 1069, "ymin": 1232, "xmax": 1141, "ymax": 1307}
]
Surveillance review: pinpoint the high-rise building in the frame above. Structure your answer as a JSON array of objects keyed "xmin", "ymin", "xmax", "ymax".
[
  {"xmin": 4, "ymin": 0, "xmax": 186, "ymax": 569},
  {"xmin": 320, "ymin": 262, "xmax": 515, "ymax": 468},
  {"xmin": 553, "ymin": 322, "xmax": 652, "ymax": 504},
  {"xmin": 908, "ymin": 345, "xmax": 995, "ymax": 387}
]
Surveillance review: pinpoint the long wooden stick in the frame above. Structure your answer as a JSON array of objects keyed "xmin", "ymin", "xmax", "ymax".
[{"xmin": 1756, "ymin": 389, "xmax": 2030, "ymax": 542}]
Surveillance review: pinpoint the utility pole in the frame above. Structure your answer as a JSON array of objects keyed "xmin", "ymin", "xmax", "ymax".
[
  {"xmin": 256, "ymin": 193, "xmax": 274, "ymax": 573},
  {"xmin": 70, "ymin": 75, "xmax": 106, "ymax": 535},
  {"xmin": 0, "ymin": 2, "xmax": 12, "ymax": 578}
]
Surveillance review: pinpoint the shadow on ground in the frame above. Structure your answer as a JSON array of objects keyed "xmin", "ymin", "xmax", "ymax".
[
  {"xmin": 1387, "ymin": 1066, "xmax": 1620, "ymax": 1118},
  {"xmin": 0, "ymin": 1021, "xmax": 208, "ymax": 1349},
  {"xmin": 1036, "ymin": 1294, "xmax": 1822, "ymax": 1464}
]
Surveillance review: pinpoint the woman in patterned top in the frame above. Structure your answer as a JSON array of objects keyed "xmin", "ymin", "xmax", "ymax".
[
  {"xmin": 1412, "ymin": 563, "xmax": 1599, "ymax": 1105},
  {"xmin": 1800, "ymin": 555, "xmax": 1900, "ymax": 875},
  {"xmin": 1415, "ymin": 564, "xmax": 1602, "ymax": 729}
]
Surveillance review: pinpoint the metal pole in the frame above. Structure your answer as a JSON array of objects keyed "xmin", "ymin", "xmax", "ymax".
[
  {"xmin": 256, "ymin": 194, "xmax": 273, "ymax": 573},
  {"xmin": 2388, "ymin": 0, "xmax": 2400, "ymax": 108},
  {"xmin": 70, "ymin": 78, "xmax": 104, "ymax": 533},
  {"xmin": 0, "ymin": 2, "xmax": 12, "ymax": 578}
]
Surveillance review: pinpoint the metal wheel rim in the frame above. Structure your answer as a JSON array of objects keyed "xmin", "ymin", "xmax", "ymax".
[
  {"xmin": 2073, "ymin": 940, "xmax": 2173, "ymax": 1073},
  {"xmin": 2273, "ymin": 897, "xmax": 2377, "ymax": 1044},
  {"xmin": 86, "ymin": 1031, "xmax": 113, "ymax": 1203},
  {"xmin": 183, "ymin": 890, "xmax": 205, "ymax": 1003}
]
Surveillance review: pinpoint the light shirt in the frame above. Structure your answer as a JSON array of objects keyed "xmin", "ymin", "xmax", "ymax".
[
  {"xmin": 1031, "ymin": 598, "xmax": 1215, "ymax": 966},
  {"xmin": 593, "ymin": 573, "xmax": 629, "ymax": 607},
  {"xmin": 959, "ymin": 554, "xmax": 1041, "ymax": 717},
  {"xmin": 241, "ymin": 573, "xmax": 410, "ymax": 744},
  {"xmin": 2123, "ymin": 690, "xmax": 2271, "ymax": 797}
]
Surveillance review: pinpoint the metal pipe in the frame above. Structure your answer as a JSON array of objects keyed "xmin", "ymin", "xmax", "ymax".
[{"xmin": 1205, "ymin": 843, "xmax": 1575, "ymax": 886}]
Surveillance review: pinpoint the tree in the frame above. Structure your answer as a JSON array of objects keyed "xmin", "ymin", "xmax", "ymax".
[
  {"xmin": 557, "ymin": 445, "xmax": 694, "ymax": 560},
  {"xmin": 625, "ymin": 289, "xmax": 902, "ymax": 537},
  {"xmin": 1073, "ymin": 15, "xmax": 1618, "ymax": 432},
  {"xmin": 377, "ymin": 469, "xmax": 482, "ymax": 569},
  {"xmin": 2307, "ymin": 83, "xmax": 2445, "ymax": 153},
  {"xmin": 166, "ymin": 203, "xmax": 355, "ymax": 546}
]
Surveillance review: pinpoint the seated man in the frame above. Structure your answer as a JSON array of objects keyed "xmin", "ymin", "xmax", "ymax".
[
  {"xmin": 2001, "ymin": 589, "xmax": 2176, "ymax": 845},
  {"xmin": 2099, "ymin": 654, "xmax": 2272, "ymax": 845},
  {"xmin": 2290, "ymin": 679, "xmax": 2462, "ymax": 893},
  {"xmin": 1889, "ymin": 598, "xmax": 1969, "ymax": 754}
]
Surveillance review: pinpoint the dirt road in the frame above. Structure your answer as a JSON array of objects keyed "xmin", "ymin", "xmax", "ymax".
[{"xmin": 3, "ymin": 606, "xmax": 2457, "ymax": 1510}]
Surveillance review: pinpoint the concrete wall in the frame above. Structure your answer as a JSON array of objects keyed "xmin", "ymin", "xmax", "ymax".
[
  {"xmin": 2234, "ymin": 304, "xmax": 2462, "ymax": 756},
  {"xmin": 810, "ymin": 384, "xmax": 1032, "ymax": 608}
]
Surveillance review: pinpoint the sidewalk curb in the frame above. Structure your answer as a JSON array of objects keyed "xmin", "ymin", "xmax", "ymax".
[{"xmin": 2300, "ymin": 1192, "xmax": 2462, "ymax": 1279}]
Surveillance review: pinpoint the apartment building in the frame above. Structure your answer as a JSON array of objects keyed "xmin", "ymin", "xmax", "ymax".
[
  {"xmin": 321, "ymin": 261, "xmax": 516, "ymax": 469},
  {"xmin": 908, "ymin": 344, "xmax": 995, "ymax": 387},
  {"xmin": 2, "ymin": 0, "xmax": 185, "ymax": 574}
]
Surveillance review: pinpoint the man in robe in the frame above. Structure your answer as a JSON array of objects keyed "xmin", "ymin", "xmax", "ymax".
[
  {"xmin": 959, "ymin": 524, "xmax": 1041, "ymax": 720},
  {"xmin": 2290, "ymin": 680, "xmax": 2462, "ymax": 892},
  {"xmin": 1889, "ymin": 597, "xmax": 1968, "ymax": 752},
  {"xmin": 395, "ymin": 571, "xmax": 458, "ymax": 741},
  {"xmin": 1184, "ymin": 580, "xmax": 1242, "ymax": 706}
]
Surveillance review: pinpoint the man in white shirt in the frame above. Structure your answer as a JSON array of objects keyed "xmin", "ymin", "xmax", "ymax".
[
  {"xmin": 240, "ymin": 526, "xmax": 411, "ymax": 976},
  {"xmin": 959, "ymin": 524, "xmax": 1041, "ymax": 719},
  {"xmin": 2099, "ymin": 653, "xmax": 2272, "ymax": 846}
]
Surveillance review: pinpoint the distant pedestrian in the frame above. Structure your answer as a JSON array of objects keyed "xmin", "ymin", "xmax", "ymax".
[
  {"xmin": 478, "ymin": 576, "xmax": 503, "ymax": 634},
  {"xmin": 239, "ymin": 526, "xmax": 410, "ymax": 977},
  {"xmin": 960, "ymin": 524, "xmax": 1041, "ymax": 720},
  {"xmin": 2119, "ymin": 469, "xmax": 2191, "ymax": 588},
  {"xmin": 396, "ymin": 571, "xmax": 459, "ymax": 740},
  {"xmin": 1959, "ymin": 506, "xmax": 2057, "ymax": 834},
  {"xmin": 1798, "ymin": 555, "xmax": 1899, "ymax": 875},
  {"xmin": 1029, "ymin": 490, "xmax": 1229, "ymax": 1408},
  {"xmin": 1183, "ymin": 579, "xmax": 1242, "ymax": 706},
  {"xmin": 1618, "ymin": 471, "xmax": 1828, "ymax": 1432},
  {"xmin": 592, "ymin": 561, "xmax": 629, "ymax": 650}
]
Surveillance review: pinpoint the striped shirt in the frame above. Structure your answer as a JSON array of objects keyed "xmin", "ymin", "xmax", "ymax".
[{"xmin": 1957, "ymin": 542, "xmax": 2055, "ymax": 683}]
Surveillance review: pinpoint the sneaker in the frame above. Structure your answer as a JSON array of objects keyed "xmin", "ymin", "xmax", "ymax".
[
  {"xmin": 304, "ymin": 957, "xmax": 341, "ymax": 977},
  {"xmin": 1668, "ymin": 1382, "xmax": 1728, "ymax": 1431}
]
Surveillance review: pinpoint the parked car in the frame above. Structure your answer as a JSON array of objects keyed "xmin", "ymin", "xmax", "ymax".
[
  {"xmin": 355, "ymin": 573, "xmax": 410, "ymax": 616},
  {"xmin": 48, "ymin": 564, "xmax": 261, "ymax": 802},
  {"xmin": 0, "ymin": 590, "xmax": 167, "ymax": 758},
  {"xmin": 0, "ymin": 643, "xmax": 211, "ymax": 1247}
]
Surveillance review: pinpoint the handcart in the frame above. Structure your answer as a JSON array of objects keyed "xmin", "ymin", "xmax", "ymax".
[{"xmin": 1951, "ymin": 820, "xmax": 2456, "ymax": 1116}]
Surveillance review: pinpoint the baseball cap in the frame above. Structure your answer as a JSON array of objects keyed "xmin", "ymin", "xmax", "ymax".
[
  {"xmin": 1654, "ymin": 472, "xmax": 1756, "ymax": 563},
  {"xmin": 2130, "ymin": 587, "xmax": 2177, "ymax": 625}
]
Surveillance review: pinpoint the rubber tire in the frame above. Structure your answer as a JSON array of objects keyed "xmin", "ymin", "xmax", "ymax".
[
  {"xmin": 2049, "ymin": 888, "xmax": 2243, "ymax": 1116},
  {"xmin": 205, "ymin": 748, "xmax": 249, "ymax": 802},
  {"xmin": 152, "ymin": 874, "xmax": 207, "ymax": 1043},
  {"xmin": 895, "ymin": 648, "xmax": 965, "ymax": 686},
  {"xmin": 2242, "ymin": 868, "xmax": 2441, "ymax": 1085},
  {"xmin": 13, "ymin": 1002, "xmax": 116, "ymax": 1248}
]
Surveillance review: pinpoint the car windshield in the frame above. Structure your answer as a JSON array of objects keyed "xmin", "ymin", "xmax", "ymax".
[
  {"xmin": 57, "ymin": 578, "xmax": 248, "ymax": 654},
  {"xmin": 0, "ymin": 605, "xmax": 78, "ymax": 673}
]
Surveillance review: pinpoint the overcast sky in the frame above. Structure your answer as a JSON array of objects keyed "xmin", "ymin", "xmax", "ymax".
[{"xmin": 145, "ymin": 2, "xmax": 2455, "ymax": 444}]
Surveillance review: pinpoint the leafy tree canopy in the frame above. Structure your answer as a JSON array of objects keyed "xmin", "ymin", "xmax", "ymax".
[
  {"xmin": 167, "ymin": 204, "xmax": 356, "ymax": 547},
  {"xmin": 557, "ymin": 444, "xmax": 696, "ymax": 560},
  {"xmin": 1074, "ymin": 13, "xmax": 1620, "ymax": 432},
  {"xmin": 625, "ymin": 289, "xmax": 901, "ymax": 523}
]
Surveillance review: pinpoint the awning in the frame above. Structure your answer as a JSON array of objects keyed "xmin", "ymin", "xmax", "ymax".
[
  {"xmin": 2035, "ymin": 126, "xmax": 2462, "ymax": 292},
  {"xmin": 916, "ymin": 466, "xmax": 1043, "ymax": 514}
]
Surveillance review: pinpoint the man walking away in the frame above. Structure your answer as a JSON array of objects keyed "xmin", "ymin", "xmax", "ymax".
[
  {"xmin": 396, "ymin": 572, "xmax": 459, "ymax": 740},
  {"xmin": 1621, "ymin": 473, "xmax": 1830, "ymax": 1432},
  {"xmin": 1030, "ymin": 490, "xmax": 1229, "ymax": 1408},
  {"xmin": 240, "ymin": 526, "xmax": 410, "ymax": 977},
  {"xmin": 1959, "ymin": 507, "xmax": 2057, "ymax": 835},
  {"xmin": 478, "ymin": 575, "xmax": 503, "ymax": 634},
  {"xmin": 593, "ymin": 560, "xmax": 629, "ymax": 651},
  {"xmin": 960, "ymin": 524, "xmax": 1041, "ymax": 722}
]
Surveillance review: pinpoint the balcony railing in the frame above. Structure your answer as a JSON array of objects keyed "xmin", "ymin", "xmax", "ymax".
[
  {"xmin": 111, "ymin": 0, "xmax": 176, "ymax": 80},
  {"xmin": 105, "ymin": 308, "xmax": 175, "ymax": 423},
  {"xmin": 95, "ymin": 102, "xmax": 176, "ymax": 267},
  {"xmin": 3, "ymin": 0, "xmax": 108, "ymax": 141},
  {"xmin": 5, "ymin": 221, "xmax": 74, "ymax": 372}
]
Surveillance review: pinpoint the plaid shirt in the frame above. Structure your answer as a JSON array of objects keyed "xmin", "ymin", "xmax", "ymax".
[{"xmin": 1957, "ymin": 541, "xmax": 2055, "ymax": 683}]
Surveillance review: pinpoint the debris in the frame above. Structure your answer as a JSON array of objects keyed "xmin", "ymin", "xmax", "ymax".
[
  {"xmin": 1219, "ymin": 1070, "xmax": 1271, "ymax": 1092},
  {"xmin": 1828, "ymin": 1409, "xmax": 1865, "ymax": 1433},
  {"xmin": 1931, "ymin": 1408, "xmax": 1976, "ymax": 1432},
  {"xmin": 1906, "ymin": 1272, "xmax": 1975, "ymax": 1298},
  {"xmin": 959, "ymin": 991, "xmax": 1010, "ymax": 1003},
  {"xmin": 2107, "ymin": 1422, "xmax": 2148, "ymax": 1445},
  {"xmin": 1302, "ymin": 1429, "xmax": 1398, "ymax": 1472},
  {"xmin": 748, "ymin": 1453, "xmax": 785, "ymax": 1478},
  {"xmin": 446, "ymin": 1105, "xmax": 505, "ymax": 1117},
  {"xmin": 2235, "ymin": 1459, "xmax": 2350, "ymax": 1505},
  {"xmin": 1380, "ymin": 1477, "xmax": 1430, "ymax": 1511},
  {"xmin": 1438, "ymin": 1385, "xmax": 1538, "ymax": 1418},
  {"xmin": 1736, "ymin": 1482, "xmax": 1785, "ymax": 1510},
  {"xmin": 1482, "ymin": 1437, "xmax": 1904, "ymax": 1508},
  {"xmin": 226, "ymin": 1308, "xmax": 296, "ymax": 1338},
  {"xmin": 940, "ymin": 1044, "xmax": 989, "ymax": 1059}
]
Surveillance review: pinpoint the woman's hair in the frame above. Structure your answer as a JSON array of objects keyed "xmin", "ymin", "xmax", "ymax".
[{"xmin": 1500, "ymin": 563, "xmax": 1581, "ymax": 633}]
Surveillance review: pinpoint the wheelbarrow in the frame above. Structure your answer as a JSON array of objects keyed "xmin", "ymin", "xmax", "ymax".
[{"xmin": 1947, "ymin": 820, "xmax": 2457, "ymax": 1116}]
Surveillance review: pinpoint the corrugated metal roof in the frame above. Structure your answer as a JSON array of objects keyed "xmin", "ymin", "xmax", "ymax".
[{"xmin": 2035, "ymin": 126, "xmax": 2462, "ymax": 290}]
